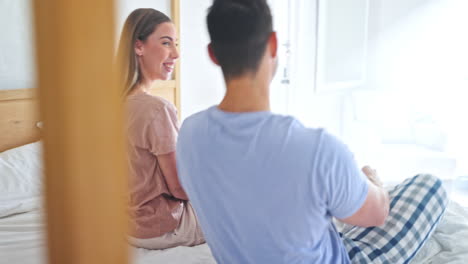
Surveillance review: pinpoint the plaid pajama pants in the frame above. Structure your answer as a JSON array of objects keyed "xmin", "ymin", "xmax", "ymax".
[{"xmin": 340, "ymin": 174, "xmax": 448, "ymax": 264}]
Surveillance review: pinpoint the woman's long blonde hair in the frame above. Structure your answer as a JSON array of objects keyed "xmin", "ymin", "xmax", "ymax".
[{"xmin": 116, "ymin": 8, "xmax": 171, "ymax": 96}]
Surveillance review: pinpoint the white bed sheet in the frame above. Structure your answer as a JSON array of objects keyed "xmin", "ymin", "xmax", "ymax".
[
  {"xmin": 412, "ymin": 200, "xmax": 468, "ymax": 264},
  {"xmin": 0, "ymin": 199, "xmax": 467, "ymax": 264},
  {"xmin": 0, "ymin": 200, "xmax": 215, "ymax": 264}
]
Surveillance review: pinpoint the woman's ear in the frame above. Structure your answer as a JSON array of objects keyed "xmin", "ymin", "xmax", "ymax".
[
  {"xmin": 134, "ymin": 39, "xmax": 144, "ymax": 56},
  {"xmin": 207, "ymin": 43, "xmax": 220, "ymax": 66}
]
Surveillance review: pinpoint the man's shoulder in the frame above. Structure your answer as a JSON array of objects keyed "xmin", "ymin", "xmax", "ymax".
[
  {"xmin": 178, "ymin": 107, "xmax": 213, "ymax": 143},
  {"xmin": 180, "ymin": 108, "xmax": 211, "ymax": 129},
  {"xmin": 267, "ymin": 114, "xmax": 326, "ymax": 139}
]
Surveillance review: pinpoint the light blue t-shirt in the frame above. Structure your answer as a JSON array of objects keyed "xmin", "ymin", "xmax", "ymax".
[{"xmin": 177, "ymin": 106, "xmax": 369, "ymax": 264}]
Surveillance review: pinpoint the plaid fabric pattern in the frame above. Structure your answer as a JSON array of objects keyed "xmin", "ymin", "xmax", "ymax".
[{"xmin": 340, "ymin": 174, "xmax": 448, "ymax": 264}]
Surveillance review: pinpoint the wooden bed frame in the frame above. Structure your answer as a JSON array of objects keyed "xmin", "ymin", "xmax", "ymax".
[
  {"xmin": 0, "ymin": 89, "xmax": 41, "ymax": 152},
  {"xmin": 0, "ymin": 83, "xmax": 178, "ymax": 153},
  {"xmin": 0, "ymin": 80, "xmax": 178, "ymax": 153}
]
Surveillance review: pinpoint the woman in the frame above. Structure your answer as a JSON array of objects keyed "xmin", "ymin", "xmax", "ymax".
[{"xmin": 117, "ymin": 8, "xmax": 204, "ymax": 250}]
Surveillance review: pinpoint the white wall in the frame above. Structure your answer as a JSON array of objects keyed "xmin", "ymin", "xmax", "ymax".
[
  {"xmin": 179, "ymin": 0, "xmax": 225, "ymax": 120},
  {"xmin": 115, "ymin": 0, "xmax": 170, "ymax": 39},
  {"xmin": 285, "ymin": 0, "xmax": 346, "ymax": 137},
  {"xmin": 361, "ymin": 0, "xmax": 468, "ymax": 142},
  {"xmin": 343, "ymin": 0, "xmax": 468, "ymax": 178},
  {"xmin": 0, "ymin": 0, "xmax": 36, "ymax": 90}
]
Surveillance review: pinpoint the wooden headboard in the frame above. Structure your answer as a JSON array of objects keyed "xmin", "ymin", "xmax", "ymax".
[
  {"xmin": 0, "ymin": 83, "xmax": 176, "ymax": 153},
  {"xmin": 0, "ymin": 89, "xmax": 41, "ymax": 152}
]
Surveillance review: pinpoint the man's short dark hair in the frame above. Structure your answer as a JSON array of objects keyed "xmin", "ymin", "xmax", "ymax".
[{"xmin": 207, "ymin": 0, "xmax": 273, "ymax": 80}]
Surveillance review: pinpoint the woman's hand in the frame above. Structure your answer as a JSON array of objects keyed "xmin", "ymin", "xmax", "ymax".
[{"xmin": 158, "ymin": 152, "xmax": 189, "ymax": 201}]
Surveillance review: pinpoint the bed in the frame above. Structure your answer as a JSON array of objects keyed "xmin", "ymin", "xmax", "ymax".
[
  {"xmin": 1, "ymin": 90, "xmax": 467, "ymax": 264},
  {"xmin": 0, "ymin": 141, "xmax": 215, "ymax": 264},
  {"xmin": 0, "ymin": 85, "xmax": 213, "ymax": 264},
  {"xmin": 1, "ymin": 142, "xmax": 467, "ymax": 264}
]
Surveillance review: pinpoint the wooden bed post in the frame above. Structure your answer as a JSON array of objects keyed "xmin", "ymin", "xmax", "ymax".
[
  {"xmin": 172, "ymin": 0, "xmax": 182, "ymax": 118},
  {"xmin": 33, "ymin": 1, "xmax": 129, "ymax": 264}
]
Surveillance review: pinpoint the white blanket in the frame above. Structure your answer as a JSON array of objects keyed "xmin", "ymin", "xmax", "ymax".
[
  {"xmin": 412, "ymin": 200, "xmax": 468, "ymax": 264},
  {"xmin": 0, "ymin": 198, "xmax": 467, "ymax": 264}
]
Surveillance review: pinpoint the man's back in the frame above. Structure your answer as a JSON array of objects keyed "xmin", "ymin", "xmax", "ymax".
[{"xmin": 177, "ymin": 106, "xmax": 368, "ymax": 264}]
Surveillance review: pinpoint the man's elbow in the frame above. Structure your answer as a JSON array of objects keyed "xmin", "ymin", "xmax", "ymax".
[
  {"xmin": 375, "ymin": 192, "xmax": 390, "ymax": 226},
  {"xmin": 375, "ymin": 209, "xmax": 388, "ymax": 226}
]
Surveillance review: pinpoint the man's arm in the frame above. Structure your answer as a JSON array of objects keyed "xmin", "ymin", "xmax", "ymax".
[
  {"xmin": 338, "ymin": 166, "xmax": 390, "ymax": 227},
  {"xmin": 158, "ymin": 152, "xmax": 189, "ymax": 201}
]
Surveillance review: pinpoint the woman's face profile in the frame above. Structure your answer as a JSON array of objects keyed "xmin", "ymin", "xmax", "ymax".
[{"xmin": 136, "ymin": 22, "xmax": 179, "ymax": 81}]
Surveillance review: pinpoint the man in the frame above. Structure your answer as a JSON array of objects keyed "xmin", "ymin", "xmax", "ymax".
[{"xmin": 176, "ymin": 0, "xmax": 448, "ymax": 263}]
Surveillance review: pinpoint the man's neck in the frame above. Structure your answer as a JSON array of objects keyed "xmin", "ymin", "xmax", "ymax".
[{"xmin": 218, "ymin": 74, "xmax": 270, "ymax": 113}]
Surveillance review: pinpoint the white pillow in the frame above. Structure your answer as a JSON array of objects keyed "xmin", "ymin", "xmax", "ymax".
[{"xmin": 0, "ymin": 141, "xmax": 43, "ymax": 198}]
